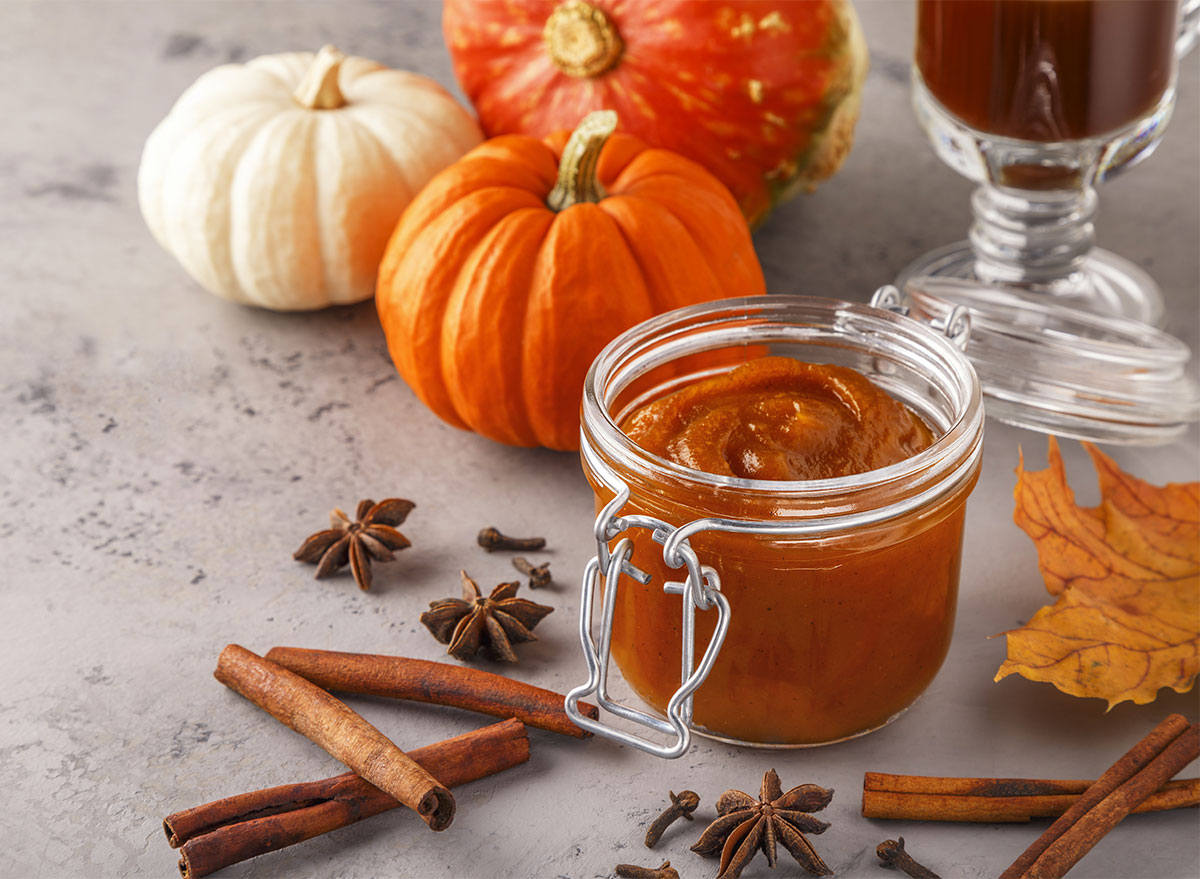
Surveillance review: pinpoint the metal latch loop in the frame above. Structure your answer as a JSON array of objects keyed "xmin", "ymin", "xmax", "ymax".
[
  {"xmin": 871, "ymin": 284, "xmax": 971, "ymax": 351},
  {"xmin": 564, "ymin": 481, "xmax": 731, "ymax": 758}
]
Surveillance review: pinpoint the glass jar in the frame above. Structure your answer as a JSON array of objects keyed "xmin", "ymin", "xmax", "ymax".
[{"xmin": 568, "ymin": 296, "xmax": 984, "ymax": 752}]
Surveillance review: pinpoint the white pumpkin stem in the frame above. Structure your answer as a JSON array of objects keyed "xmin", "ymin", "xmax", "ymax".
[
  {"xmin": 547, "ymin": 110, "xmax": 618, "ymax": 212},
  {"xmin": 293, "ymin": 45, "xmax": 347, "ymax": 110}
]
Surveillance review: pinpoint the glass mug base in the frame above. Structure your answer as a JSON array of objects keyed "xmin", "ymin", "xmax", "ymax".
[{"xmin": 899, "ymin": 240, "xmax": 1164, "ymax": 327}]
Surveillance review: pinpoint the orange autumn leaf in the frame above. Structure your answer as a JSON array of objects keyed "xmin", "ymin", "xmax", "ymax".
[{"xmin": 995, "ymin": 436, "xmax": 1199, "ymax": 708}]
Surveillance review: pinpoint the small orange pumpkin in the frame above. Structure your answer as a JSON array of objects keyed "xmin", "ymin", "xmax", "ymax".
[{"xmin": 376, "ymin": 111, "xmax": 766, "ymax": 450}]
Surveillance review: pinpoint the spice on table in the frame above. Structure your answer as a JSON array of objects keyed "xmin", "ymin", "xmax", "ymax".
[
  {"xmin": 876, "ymin": 838, "xmax": 941, "ymax": 879},
  {"xmin": 861, "ymin": 771, "xmax": 1199, "ymax": 823},
  {"xmin": 691, "ymin": 769, "xmax": 833, "ymax": 878},
  {"xmin": 615, "ymin": 861, "xmax": 680, "ymax": 879},
  {"xmin": 1000, "ymin": 714, "xmax": 1200, "ymax": 879},
  {"xmin": 165, "ymin": 719, "xmax": 529, "ymax": 879},
  {"xmin": 512, "ymin": 556, "xmax": 552, "ymax": 589},
  {"xmin": 420, "ymin": 571, "xmax": 554, "ymax": 662},
  {"xmin": 644, "ymin": 789, "xmax": 701, "ymax": 848},
  {"xmin": 264, "ymin": 647, "xmax": 599, "ymax": 738},
  {"xmin": 293, "ymin": 497, "xmax": 414, "ymax": 591},
  {"xmin": 477, "ymin": 526, "xmax": 546, "ymax": 552},
  {"xmin": 214, "ymin": 644, "xmax": 455, "ymax": 831}
]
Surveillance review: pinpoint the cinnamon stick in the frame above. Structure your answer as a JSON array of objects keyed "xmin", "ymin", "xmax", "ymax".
[
  {"xmin": 265, "ymin": 646, "xmax": 599, "ymax": 738},
  {"xmin": 862, "ymin": 773, "xmax": 1198, "ymax": 822},
  {"xmin": 1001, "ymin": 715, "xmax": 1199, "ymax": 879},
  {"xmin": 166, "ymin": 718, "xmax": 529, "ymax": 879},
  {"xmin": 214, "ymin": 644, "xmax": 454, "ymax": 832}
]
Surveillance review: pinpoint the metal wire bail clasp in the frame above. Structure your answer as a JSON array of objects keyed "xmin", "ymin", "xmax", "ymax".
[
  {"xmin": 564, "ymin": 474, "xmax": 731, "ymax": 758},
  {"xmin": 871, "ymin": 284, "xmax": 971, "ymax": 351}
]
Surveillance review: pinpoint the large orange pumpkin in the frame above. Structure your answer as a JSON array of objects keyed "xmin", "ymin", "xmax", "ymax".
[
  {"xmin": 376, "ymin": 111, "xmax": 765, "ymax": 451},
  {"xmin": 443, "ymin": 0, "xmax": 868, "ymax": 225}
]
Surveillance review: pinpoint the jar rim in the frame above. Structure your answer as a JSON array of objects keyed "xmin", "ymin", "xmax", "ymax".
[{"xmin": 581, "ymin": 295, "xmax": 984, "ymax": 508}]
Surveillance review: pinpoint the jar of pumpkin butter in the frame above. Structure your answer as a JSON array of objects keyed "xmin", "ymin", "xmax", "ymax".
[{"xmin": 565, "ymin": 293, "xmax": 984, "ymax": 755}]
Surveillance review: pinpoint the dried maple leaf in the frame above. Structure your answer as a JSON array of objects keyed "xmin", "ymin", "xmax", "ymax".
[{"xmin": 995, "ymin": 437, "xmax": 1199, "ymax": 707}]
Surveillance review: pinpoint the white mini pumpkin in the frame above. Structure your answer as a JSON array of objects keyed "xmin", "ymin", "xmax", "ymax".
[{"xmin": 139, "ymin": 46, "xmax": 483, "ymax": 310}]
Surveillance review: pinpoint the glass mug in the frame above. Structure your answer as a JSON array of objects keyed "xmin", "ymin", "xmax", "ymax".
[{"xmin": 904, "ymin": 0, "xmax": 1200, "ymax": 324}]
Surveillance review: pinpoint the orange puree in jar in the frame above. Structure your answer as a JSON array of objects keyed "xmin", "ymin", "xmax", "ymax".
[
  {"xmin": 598, "ymin": 356, "xmax": 972, "ymax": 746},
  {"xmin": 621, "ymin": 357, "xmax": 934, "ymax": 480}
]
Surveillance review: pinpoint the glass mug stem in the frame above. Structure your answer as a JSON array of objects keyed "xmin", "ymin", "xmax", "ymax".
[
  {"xmin": 968, "ymin": 184, "xmax": 1096, "ymax": 292},
  {"xmin": 905, "ymin": 73, "xmax": 1168, "ymax": 324}
]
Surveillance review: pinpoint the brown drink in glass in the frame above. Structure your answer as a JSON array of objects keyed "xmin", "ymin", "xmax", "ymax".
[{"xmin": 916, "ymin": 0, "xmax": 1180, "ymax": 143}]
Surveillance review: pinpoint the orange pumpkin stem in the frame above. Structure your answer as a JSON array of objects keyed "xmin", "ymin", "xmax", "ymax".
[
  {"xmin": 546, "ymin": 110, "xmax": 618, "ymax": 211},
  {"xmin": 294, "ymin": 45, "xmax": 347, "ymax": 110},
  {"xmin": 543, "ymin": 0, "xmax": 623, "ymax": 78}
]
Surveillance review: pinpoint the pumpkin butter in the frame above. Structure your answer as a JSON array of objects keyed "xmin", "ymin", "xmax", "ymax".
[
  {"xmin": 621, "ymin": 357, "xmax": 934, "ymax": 481},
  {"xmin": 598, "ymin": 356, "xmax": 972, "ymax": 745}
]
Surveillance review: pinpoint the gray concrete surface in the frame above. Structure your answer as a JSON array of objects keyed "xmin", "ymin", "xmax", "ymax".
[{"xmin": 1, "ymin": 2, "xmax": 1197, "ymax": 877}]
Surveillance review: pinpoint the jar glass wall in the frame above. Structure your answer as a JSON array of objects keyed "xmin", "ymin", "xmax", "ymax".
[{"xmin": 579, "ymin": 297, "xmax": 984, "ymax": 747}]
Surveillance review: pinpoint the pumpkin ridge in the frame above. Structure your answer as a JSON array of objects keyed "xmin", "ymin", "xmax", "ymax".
[
  {"xmin": 593, "ymin": 196, "xmax": 661, "ymax": 308},
  {"xmin": 615, "ymin": 189, "xmax": 763, "ymax": 302},
  {"xmin": 610, "ymin": 148, "xmax": 735, "ymax": 198},
  {"xmin": 187, "ymin": 109, "xmax": 301, "ymax": 304},
  {"xmin": 487, "ymin": 53, "xmax": 561, "ymax": 119},
  {"xmin": 381, "ymin": 187, "xmax": 545, "ymax": 428},
  {"xmin": 309, "ymin": 114, "xmax": 342, "ymax": 304},
  {"xmin": 169, "ymin": 75, "xmax": 290, "ymax": 123},
  {"xmin": 333, "ymin": 54, "xmax": 388, "ymax": 85},
  {"xmin": 442, "ymin": 11, "xmax": 544, "ymax": 70},
  {"xmin": 245, "ymin": 54, "xmax": 304, "ymax": 92},
  {"xmin": 387, "ymin": 178, "xmax": 552, "ymax": 271},
  {"xmin": 460, "ymin": 138, "xmax": 560, "ymax": 190},
  {"xmin": 346, "ymin": 93, "xmax": 482, "ymax": 175},
  {"xmin": 599, "ymin": 194, "xmax": 725, "ymax": 314},
  {"xmin": 314, "ymin": 113, "xmax": 407, "ymax": 303},
  {"xmin": 442, "ymin": 207, "xmax": 553, "ymax": 446},
  {"xmin": 343, "ymin": 107, "xmax": 420, "ymax": 204},
  {"xmin": 522, "ymin": 204, "xmax": 654, "ymax": 449},
  {"xmin": 244, "ymin": 111, "xmax": 321, "ymax": 310},
  {"xmin": 143, "ymin": 100, "xmax": 278, "ymax": 289},
  {"xmin": 351, "ymin": 69, "xmax": 449, "ymax": 99}
]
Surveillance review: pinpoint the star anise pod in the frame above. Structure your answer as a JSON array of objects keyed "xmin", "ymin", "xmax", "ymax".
[
  {"xmin": 292, "ymin": 498, "xmax": 413, "ymax": 591},
  {"xmin": 691, "ymin": 769, "xmax": 833, "ymax": 879},
  {"xmin": 420, "ymin": 571, "xmax": 553, "ymax": 662}
]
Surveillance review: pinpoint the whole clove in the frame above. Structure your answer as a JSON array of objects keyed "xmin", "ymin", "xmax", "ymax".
[
  {"xmin": 877, "ymin": 837, "xmax": 941, "ymax": 879},
  {"xmin": 644, "ymin": 789, "xmax": 700, "ymax": 848},
  {"xmin": 615, "ymin": 861, "xmax": 679, "ymax": 879},
  {"xmin": 512, "ymin": 556, "xmax": 552, "ymax": 589},
  {"xmin": 477, "ymin": 527, "xmax": 546, "ymax": 553}
]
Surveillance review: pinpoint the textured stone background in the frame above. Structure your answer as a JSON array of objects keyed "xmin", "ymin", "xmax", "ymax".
[{"xmin": 0, "ymin": 2, "xmax": 1196, "ymax": 878}]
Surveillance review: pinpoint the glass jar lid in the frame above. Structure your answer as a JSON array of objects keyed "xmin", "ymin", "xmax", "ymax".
[{"xmin": 897, "ymin": 276, "xmax": 1200, "ymax": 445}]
